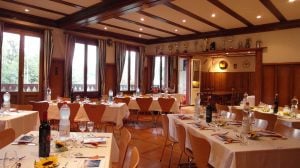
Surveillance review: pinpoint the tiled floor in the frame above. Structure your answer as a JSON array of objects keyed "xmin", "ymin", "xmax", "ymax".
[{"xmin": 117, "ymin": 113, "xmax": 192, "ymax": 168}]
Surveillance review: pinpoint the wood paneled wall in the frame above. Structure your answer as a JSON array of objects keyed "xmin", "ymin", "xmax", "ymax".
[
  {"xmin": 49, "ymin": 59, "xmax": 64, "ymax": 99},
  {"xmin": 201, "ymin": 72, "xmax": 255, "ymax": 95},
  {"xmin": 262, "ymin": 63, "xmax": 300, "ymax": 106},
  {"xmin": 105, "ymin": 64, "xmax": 116, "ymax": 95}
]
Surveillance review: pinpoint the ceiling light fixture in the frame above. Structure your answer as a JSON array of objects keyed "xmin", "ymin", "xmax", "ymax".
[
  {"xmin": 174, "ymin": 29, "xmax": 178, "ymax": 32},
  {"xmin": 256, "ymin": 15, "xmax": 262, "ymax": 19},
  {"xmin": 24, "ymin": 9, "xmax": 30, "ymax": 12},
  {"xmin": 138, "ymin": 34, "xmax": 142, "ymax": 38},
  {"xmin": 211, "ymin": 13, "xmax": 216, "ymax": 18},
  {"xmin": 182, "ymin": 19, "xmax": 186, "ymax": 23},
  {"xmin": 104, "ymin": 27, "xmax": 107, "ymax": 30},
  {"xmin": 140, "ymin": 18, "xmax": 144, "ymax": 21},
  {"xmin": 139, "ymin": 28, "xmax": 143, "ymax": 31},
  {"xmin": 288, "ymin": 0, "xmax": 295, "ymax": 3}
]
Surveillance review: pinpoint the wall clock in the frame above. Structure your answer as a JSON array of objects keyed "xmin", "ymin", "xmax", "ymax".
[{"xmin": 243, "ymin": 59, "xmax": 251, "ymax": 68}]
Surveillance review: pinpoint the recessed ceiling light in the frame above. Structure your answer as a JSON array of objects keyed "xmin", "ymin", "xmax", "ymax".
[
  {"xmin": 182, "ymin": 19, "xmax": 186, "ymax": 23},
  {"xmin": 211, "ymin": 13, "xmax": 216, "ymax": 18},
  {"xmin": 288, "ymin": 0, "xmax": 296, "ymax": 3},
  {"xmin": 104, "ymin": 27, "xmax": 107, "ymax": 30},
  {"xmin": 140, "ymin": 18, "xmax": 144, "ymax": 21},
  {"xmin": 139, "ymin": 28, "xmax": 143, "ymax": 31},
  {"xmin": 138, "ymin": 34, "xmax": 142, "ymax": 38},
  {"xmin": 24, "ymin": 9, "xmax": 30, "ymax": 12},
  {"xmin": 256, "ymin": 15, "xmax": 262, "ymax": 19},
  {"xmin": 174, "ymin": 29, "xmax": 178, "ymax": 32}
]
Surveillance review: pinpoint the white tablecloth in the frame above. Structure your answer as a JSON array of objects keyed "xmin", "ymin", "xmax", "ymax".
[
  {"xmin": 0, "ymin": 110, "xmax": 40, "ymax": 137},
  {"xmin": 48, "ymin": 103, "xmax": 129, "ymax": 128},
  {"xmin": 0, "ymin": 131, "xmax": 118, "ymax": 168},
  {"xmin": 168, "ymin": 114, "xmax": 300, "ymax": 168}
]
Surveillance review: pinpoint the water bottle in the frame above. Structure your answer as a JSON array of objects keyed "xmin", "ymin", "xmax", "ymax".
[
  {"xmin": 3, "ymin": 92, "xmax": 10, "ymax": 111},
  {"xmin": 136, "ymin": 88, "xmax": 140, "ymax": 97},
  {"xmin": 46, "ymin": 88, "xmax": 51, "ymax": 102},
  {"xmin": 108, "ymin": 89, "xmax": 113, "ymax": 103},
  {"xmin": 241, "ymin": 113, "xmax": 250, "ymax": 134},
  {"xmin": 59, "ymin": 103, "xmax": 70, "ymax": 140},
  {"xmin": 194, "ymin": 94, "xmax": 201, "ymax": 120}
]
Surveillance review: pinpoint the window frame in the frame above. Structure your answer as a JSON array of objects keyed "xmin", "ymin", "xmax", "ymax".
[{"xmin": 152, "ymin": 55, "xmax": 168, "ymax": 90}]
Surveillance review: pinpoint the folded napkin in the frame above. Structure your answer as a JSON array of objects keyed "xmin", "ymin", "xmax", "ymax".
[
  {"xmin": 255, "ymin": 130, "xmax": 283, "ymax": 138},
  {"xmin": 83, "ymin": 137, "xmax": 106, "ymax": 144},
  {"xmin": 215, "ymin": 134, "xmax": 240, "ymax": 144},
  {"xmin": 227, "ymin": 121, "xmax": 242, "ymax": 126},
  {"xmin": 177, "ymin": 115, "xmax": 192, "ymax": 120}
]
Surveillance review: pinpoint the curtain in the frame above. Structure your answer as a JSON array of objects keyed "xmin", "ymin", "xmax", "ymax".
[
  {"xmin": 168, "ymin": 55, "xmax": 177, "ymax": 93},
  {"xmin": 64, "ymin": 34, "xmax": 75, "ymax": 97},
  {"xmin": 43, "ymin": 29, "xmax": 54, "ymax": 100},
  {"xmin": 150, "ymin": 56, "xmax": 155, "ymax": 90},
  {"xmin": 115, "ymin": 42, "xmax": 127, "ymax": 93},
  {"xmin": 0, "ymin": 22, "xmax": 4, "ymax": 91},
  {"xmin": 137, "ymin": 46, "xmax": 145, "ymax": 93},
  {"xmin": 98, "ymin": 39, "xmax": 106, "ymax": 96}
]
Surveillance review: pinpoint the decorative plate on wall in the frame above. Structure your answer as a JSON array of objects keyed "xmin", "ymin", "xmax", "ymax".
[
  {"xmin": 243, "ymin": 59, "xmax": 251, "ymax": 68},
  {"xmin": 219, "ymin": 60, "xmax": 228, "ymax": 70}
]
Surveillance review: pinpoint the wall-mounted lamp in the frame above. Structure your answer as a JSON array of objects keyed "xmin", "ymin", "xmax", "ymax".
[{"xmin": 219, "ymin": 60, "xmax": 228, "ymax": 70}]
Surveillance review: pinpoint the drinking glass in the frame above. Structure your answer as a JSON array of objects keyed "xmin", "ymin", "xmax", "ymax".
[
  {"xmin": 78, "ymin": 121, "xmax": 86, "ymax": 136},
  {"xmin": 87, "ymin": 121, "xmax": 94, "ymax": 136},
  {"xmin": 3, "ymin": 150, "xmax": 18, "ymax": 168},
  {"xmin": 239, "ymin": 133, "xmax": 249, "ymax": 146}
]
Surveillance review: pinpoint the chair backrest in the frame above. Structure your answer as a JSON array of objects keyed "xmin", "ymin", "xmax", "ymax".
[
  {"xmin": 58, "ymin": 103, "xmax": 80, "ymax": 124},
  {"xmin": 274, "ymin": 121, "xmax": 300, "ymax": 139},
  {"xmin": 158, "ymin": 97, "xmax": 175, "ymax": 113},
  {"xmin": 83, "ymin": 104, "xmax": 106, "ymax": 125},
  {"xmin": 215, "ymin": 103, "xmax": 229, "ymax": 114},
  {"xmin": 114, "ymin": 97, "xmax": 131, "ymax": 105},
  {"xmin": 292, "ymin": 122, "xmax": 300, "ymax": 129},
  {"xmin": 10, "ymin": 104, "xmax": 33, "ymax": 111},
  {"xmin": 230, "ymin": 108, "xmax": 244, "ymax": 121},
  {"xmin": 0, "ymin": 128, "xmax": 15, "ymax": 149},
  {"xmin": 119, "ymin": 128, "xmax": 132, "ymax": 168},
  {"xmin": 254, "ymin": 119, "xmax": 268, "ymax": 130},
  {"xmin": 161, "ymin": 114, "xmax": 169, "ymax": 138},
  {"xmin": 188, "ymin": 128, "xmax": 211, "ymax": 168},
  {"xmin": 129, "ymin": 146, "xmax": 140, "ymax": 168},
  {"xmin": 32, "ymin": 102, "xmax": 49, "ymax": 120},
  {"xmin": 175, "ymin": 122, "xmax": 187, "ymax": 154},
  {"xmin": 254, "ymin": 111, "xmax": 277, "ymax": 131},
  {"xmin": 136, "ymin": 97, "xmax": 153, "ymax": 112}
]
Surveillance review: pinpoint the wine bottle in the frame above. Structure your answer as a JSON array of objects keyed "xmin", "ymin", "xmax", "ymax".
[
  {"xmin": 206, "ymin": 96, "xmax": 213, "ymax": 123},
  {"xmin": 274, "ymin": 93, "xmax": 279, "ymax": 114},
  {"xmin": 39, "ymin": 110, "xmax": 51, "ymax": 157}
]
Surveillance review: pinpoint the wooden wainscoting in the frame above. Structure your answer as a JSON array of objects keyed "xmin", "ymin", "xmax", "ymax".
[
  {"xmin": 262, "ymin": 63, "xmax": 300, "ymax": 106},
  {"xmin": 105, "ymin": 64, "xmax": 117, "ymax": 95},
  {"xmin": 49, "ymin": 59, "xmax": 65, "ymax": 99},
  {"xmin": 201, "ymin": 72, "xmax": 255, "ymax": 94}
]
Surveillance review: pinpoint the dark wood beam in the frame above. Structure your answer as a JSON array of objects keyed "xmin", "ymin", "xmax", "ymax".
[
  {"xmin": 0, "ymin": 8, "xmax": 58, "ymax": 27},
  {"xmin": 99, "ymin": 22, "xmax": 161, "ymax": 38},
  {"xmin": 260, "ymin": 0, "xmax": 287, "ymax": 22},
  {"xmin": 116, "ymin": 16, "xmax": 179, "ymax": 36},
  {"xmin": 146, "ymin": 19, "xmax": 300, "ymax": 44},
  {"xmin": 49, "ymin": 0, "xmax": 85, "ymax": 9},
  {"xmin": 57, "ymin": 0, "xmax": 173, "ymax": 28},
  {"xmin": 76, "ymin": 27, "xmax": 148, "ymax": 44},
  {"xmin": 138, "ymin": 11, "xmax": 200, "ymax": 33},
  {"xmin": 208, "ymin": 0, "xmax": 253, "ymax": 27},
  {"xmin": 3, "ymin": 0, "xmax": 67, "ymax": 16},
  {"xmin": 165, "ymin": 2, "xmax": 224, "ymax": 30}
]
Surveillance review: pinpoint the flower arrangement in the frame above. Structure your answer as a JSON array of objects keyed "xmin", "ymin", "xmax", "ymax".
[
  {"xmin": 34, "ymin": 155, "xmax": 59, "ymax": 168},
  {"xmin": 55, "ymin": 140, "xmax": 68, "ymax": 152}
]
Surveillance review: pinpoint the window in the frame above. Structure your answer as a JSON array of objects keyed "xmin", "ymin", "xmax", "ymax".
[
  {"xmin": 1, "ymin": 31, "xmax": 41, "ymax": 92},
  {"xmin": 71, "ymin": 41, "xmax": 98, "ymax": 93},
  {"xmin": 152, "ymin": 55, "xmax": 168, "ymax": 89},
  {"xmin": 120, "ymin": 50, "xmax": 138, "ymax": 91}
]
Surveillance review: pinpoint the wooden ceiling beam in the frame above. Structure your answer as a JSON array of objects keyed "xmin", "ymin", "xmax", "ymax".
[
  {"xmin": 57, "ymin": 0, "xmax": 173, "ymax": 28},
  {"xmin": 138, "ymin": 11, "xmax": 200, "ymax": 33},
  {"xmin": 116, "ymin": 16, "xmax": 179, "ymax": 36},
  {"xmin": 49, "ymin": 0, "xmax": 85, "ymax": 9},
  {"xmin": 2, "ymin": 0, "xmax": 67, "ymax": 16},
  {"xmin": 0, "ymin": 8, "xmax": 58, "ymax": 27},
  {"xmin": 259, "ymin": 0, "xmax": 287, "ymax": 22},
  {"xmin": 99, "ymin": 22, "xmax": 161, "ymax": 38},
  {"xmin": 165, "ymin": 2, "xmax": 224, "ymax": 30},
  {"xmin": 207, "ymin": 0, "xmax": 253, "ymax": 27},
  {"xmin": 146, "ymin": 19, "xmax": 300, "ymax": 44}
]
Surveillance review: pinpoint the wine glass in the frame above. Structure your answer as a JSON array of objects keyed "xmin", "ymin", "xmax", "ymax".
[
  {"xmin": 87, "ymin": 121, "xmax": 94, "ymax": 136},
  {"xmin": 3, "ymin": 150, "xmax": 18, "ymax": 168},
  {"xmin": 78, "ymin": 121, "xmax": 86, "ymax": 139}
]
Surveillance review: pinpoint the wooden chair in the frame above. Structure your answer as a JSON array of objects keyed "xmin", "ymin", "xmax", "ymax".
[
  {"xmin": 83, "ymin": 104, "xmax": 106, "ymax": 131},
  {"xmin": 10, "ymin": 104, "xmax": 33, "ymax": 111},
  {"xmin": 230, "ymin": 108, "xmax": 244, "ymax": 121},
  {"xmin": 292, "ymin": 122, "xmax": 300, "ymax": 129},
  {"xmin": 188, "ymin": 128, "xmax": 211, "ymax": 168},
  {"xmin": 160, "ymin": 114, "xmax": 177, "ymax": 167},
  {"xmin": 119, "ymin": 128, "xmax": 132, "ymax": 168},
  {"xmin": 58, "ymin": 103, "xmax": 80, "ymax": 131},
  {"xmin": 114, "ymin": 97, "xmax": 131, "ymax": 105},
  {"xmin": 136, "ymin": 97, "xmax": 153, "ymax": 125},
  {"xmin": 128, "ymin": 146, "xmax": 140, "ymax": 168},
  {"xmin": 254, "ymin": 111, "xmax": 277, "ymax": 131},
  {"xmin": 215, "ymin": 103, "xmax": 229, "ymax": 114},
  {"xmin": 175, "ymin": 122, "xmax": 193, "ymax": 166},
  {"xmin": 32, "ymin": 102, "xmax": 49, "ymax": 120},
  {"xmin": 253, "ymin": 119, "xmax": 268, "ymax": 130},
  {"xmin": 0, "ymin": 128, "xmax": 15, "ymax": 149},
  {"xmin": 158, "ymin": 97, "xmax": 175, "ymax": 114},
  {"xmin": 274, "ymin": 121, "xmax": 300, "ymax": 139}
]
